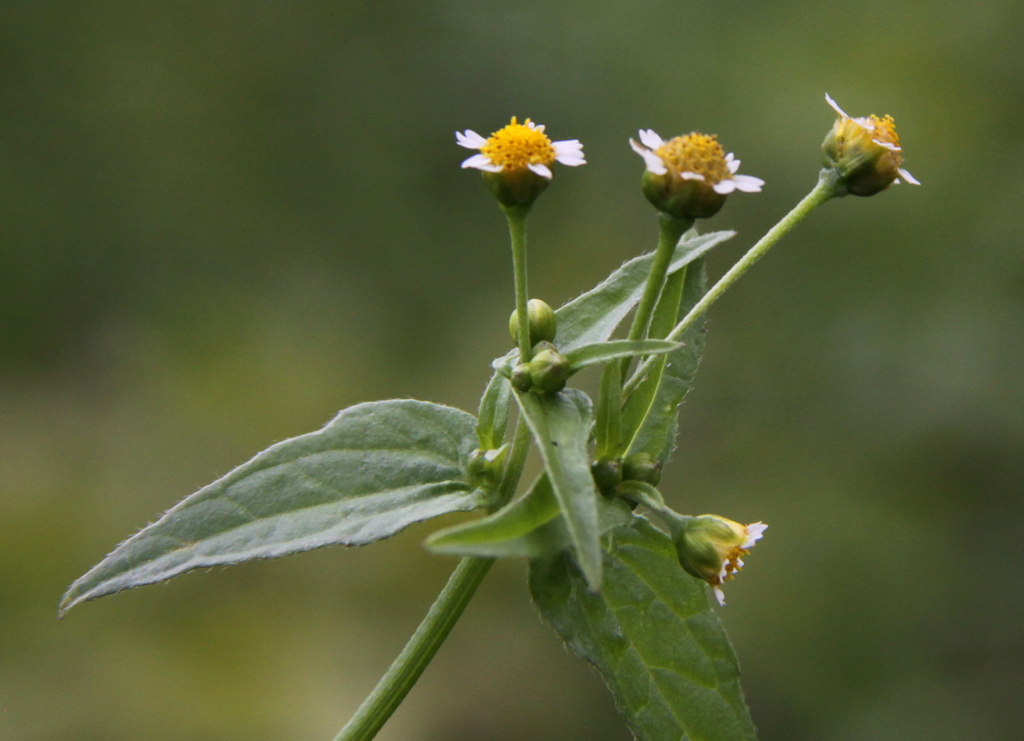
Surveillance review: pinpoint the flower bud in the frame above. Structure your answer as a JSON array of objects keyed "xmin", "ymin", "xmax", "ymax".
[
  {"xmin": 821, "ymin": 94, "xmax": 919, "ymax": 197},
  {"xmin": 622, "ymin": 452, "xmax": 662, "ymax": 486},
  {"xmin": 509, "ymin": 298, "xmax": 557, "ymax": 346},
  {"xmin": 673, "ymin": 515, "xmax": 766, "ymax": 605},
  {"xmin": 630, "ymin": 130, "xmax": 763, "ymax": 220},
  {"xmin": 467, "ymin": 444, "xmax": 509, "ymax": 488},
  {"xmin": 528, "ymin": 341, "xmax": 571, "ymax": 394},
  {"xmin": 510, "ymin": 363, "xmax": 533, "ymax": 393},
  {"xmin": 591, "ymin": 458, "xmax": 623, "ymax": 491}
]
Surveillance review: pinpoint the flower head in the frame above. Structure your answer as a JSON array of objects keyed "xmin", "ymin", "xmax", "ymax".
[
  {"xmin": 822, "ymin": 94, "xmax": 919, "ymax": 197},
  {"xmin": 457, "ymin": 117, "xmax": 585, "ymax": 208},
  {"xmin": 630, "ymin": 130, "xmax": 763, "ymax": 220},
  {"xmin": 673, "ymin": 515, "xmax": 767, "ymax": 605}
]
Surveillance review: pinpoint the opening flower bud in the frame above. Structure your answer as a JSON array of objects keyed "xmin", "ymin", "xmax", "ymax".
[
  {"xmin": 509, "ymin": 298, "xmax": 557, "ymax": 346},
  {"xmin": 622, "ymin": 452, "xmax": 662, "ymax": 486},
  {"xmin": 821, "ymin": 94, "xmax": 919, "ymax": 197},
  {"xmin": 630, "ymin": 130, "xmax": 763, "ymax": 220},
  {"xmin": 591, "ymin": 458, "xmax": 623, "ymax": 491},
  {"xmin": 673, "ymin": 515, "xmax": 766, "ymax": 605},
  {"xmin": 467, "ymin": 444, "xmax": 509, "ymax": 488},
  {"xmin": 510, "ymin": 363, "xmax": 533, "ymax": 393},
  {"xmin": 527, "ymin": 341, "xmax": 571, "ymax": 394}
]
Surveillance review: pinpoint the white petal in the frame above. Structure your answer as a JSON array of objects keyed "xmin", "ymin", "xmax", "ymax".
[
  {"xmin": 680, "ymin": 171, "xmax": 705, "ymax": 181},
  {"xmin": 728, "ymin": 157, "xmax": 741, "ymax": 174},
  {"xmin": 713, "ymin": 179, "xmax": 737, "ymax": 194},
  {"xmin": 894, "ymin": 178, "xmax": 901, "ymax": 185},
  {"xmin": 898, "ymin": 167, "xmax": 920, "ymax": 185},
  {"xmin": 456, "ymin": 130, "xmax": 487, "ymax": 149},
  {"xmin": 534, "ymin": 123, "xmax": 545, "ymax": 132},
  {"xmin": 630, "ymin": 139, "xmax": 667, "ymax": 175},
  {"xmin": 638, "ymin": 128, "xmax": 665, "ymax": 150},
  {"xmin": 553, "ymin": 140, "xmax": 586, "ymax": 165},
  {"xmin": 556, "ymin": 153, "xmax": 586, "ymax": 166},
  {"xmin": 854, "ymin": 116, "xmax": 875, "ymax": 131},
  {"xmin": 742, "ymin": 522, "xmax": 767, "ymax": 548},
  {"xmin": 461, "ymin": 153, "xmax": 502, "ymax": 172},
  {"xmin": 731, "ymin": 174, "xmax": 765, "ymax": 193},
  {"xmin": 824, "ymin": 93, "xmax": 850, "ymax": 119},
  {"xmin": 714, "ymin": 587, "xmax": 726, "ymax": 606},
  {"xmin": 528, "ymin": 162, "xmax": 553, "ymax": 179},
  {"xmin": 872, "ymin": 139, "xmax": 901, "ymax": 151},
  {"xmin": 736, "ymin": 559, "xmax": 745, "ymax": 569}
]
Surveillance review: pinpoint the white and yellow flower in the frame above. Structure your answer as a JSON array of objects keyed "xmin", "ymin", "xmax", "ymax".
[
  {"xmin": 673, "ymin": 515, "xmax": 767, "ymax": 605},
  {"xmin": 457, "ymin": 117, "xmax": 584, "ymax": 208},
  {"xmin": 629, "ymin": 130, "xmax": 763, "ymax": 219},
  {"xmin": 822, "ymin": 93, "xmax": 919, "ymax": 196}
]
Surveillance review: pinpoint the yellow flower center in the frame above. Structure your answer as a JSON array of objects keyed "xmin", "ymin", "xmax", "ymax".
[
  {"xmin": 867, "ymin": 114, "xmax": 900, "ymax": 150},
  {"xmin": 655, "ymin": 133, "xmax": 730, "ymax": 184},
  {"xmin": 480, "ymin": 117, "xmax": 556, "ymax": 170}
]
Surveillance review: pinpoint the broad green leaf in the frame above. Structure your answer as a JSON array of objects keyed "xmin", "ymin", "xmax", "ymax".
[
  {"xmin": 514, "ymin": 388, "xmax": 603, "ymax": 588},
  {"xmin": 477, "ymin": 372, "xmax": 513, "ymax": 449},
  {"xmin": 594, "ymin": 361, "xmax": 622, "ymax": 460},
  {"xmin": 624, "ymin": 257, "xmax": 709, "ymax": 465},
  {"xmin": 530, "ymin": 516, "xmax": 758, "ymax": 741},
  {"xmin": 554, "ymin": 230, "xmax": 733, "ymax": 352},
  {"xmin": 565, "ymin": 339, "xmax": 680, "ymax": 372},
  {"xmin": 427, "ymin": 475, "xmax": 633, "ymax": 559},
  {"xmin": 61, "ymin": 400, "xmax": 487, "ymax": 615}
]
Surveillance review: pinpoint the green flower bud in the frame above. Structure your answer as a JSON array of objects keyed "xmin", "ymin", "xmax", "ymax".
[
  {"xmin": 591, "ymin": 458, "xmax": 623, "ymax": 491},
  {"xmin": 510, "ymin": 363, "xmax": 533, "ymax": 393},
  {"xmin": 630, "ymin": 131, "xmax": 763, "ymax": 220},
  {"xmin": 622, "ymin": 452, "xmax": 662, "ymax": 486},
  {"xmin": 673, "ymin": 515, "xmax": 766, "ymax": 605},
  {"xmin": 509, "ymin": 298, "xmax": 557, "ymax": 346},
  {"xmin": 467, "ymin": 444, "xmax": 509, "ymax": 488},
  {"xmin": 821, "ymin": 94, "xmax": 919, "ymax": 197},
  {"xmin": 528, "ymin": 341, "xmax": 571, "ymax": 394}
]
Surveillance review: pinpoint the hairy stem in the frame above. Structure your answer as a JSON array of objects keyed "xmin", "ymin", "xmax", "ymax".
[
  {"xmin": 619, "ymin": 214, "xmax": 693, "ymax": 379},
  {"xmin": 624, "ymin": 170, "xmax": 842, "ymax": 396},
  {"xmin": 506, "ymin": 207, "xmax": 533, "ymax": 363},
  {"xmin": 332, "ymin": 418, "xmax": 531, "ymax": 741}
]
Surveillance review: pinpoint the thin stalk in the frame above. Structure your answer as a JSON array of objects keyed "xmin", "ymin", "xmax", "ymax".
[
  {"xmin": 619, "ymin": 214, "xmax": 692, "ymax": 379},
  {"xmin": 506, "ymin": 207, "xmax": 533, "ymax": 363},
  {"xmin": 332, "ymin": 418, "xmax": 531, "ymax": 741},
  {"xmin": 623, "ymin": 170, "xmax": 842, "ymax": 396}
]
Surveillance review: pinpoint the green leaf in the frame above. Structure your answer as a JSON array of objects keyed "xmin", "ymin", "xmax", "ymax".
[
  {"xmin": 61, "ymin": 400, "xmax": 488, "ymax": 615},
  {"xmin": 565, "ymin": 339, "xmax": 680, "ymax": 372},
  {"xmin": 594, "ymin": 361, "xmax": 623, "ymax": 461},
  {"xmin": 530, "ymin": 516, "xmax": 758, "ymax": 741},
  {"xmin": 427, "ymin": 475, "xmax": 634, "ymax": 559},
  {"xmin": 514, "ymin": 388, "xmax": 603, "ymax": 588},
  {"xmin": 477, "ymin": 372, "xmax": 513, "ymax": 449},
  {"xmin": 555, "ymin": 230, "xmax": 732, "ymax": 352},
  {"xmin": 426, "ymin": 474, "xmax": 561, "ymax": 558},
  {"xmin": 623, "ymin": 257, "xmax": 709, "ymax": 465}
]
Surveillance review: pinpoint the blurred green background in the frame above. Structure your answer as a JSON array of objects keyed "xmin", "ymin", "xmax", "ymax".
[{"xmin": 2, "ymin": 1, "xmax": 1022, "ymax": 739}]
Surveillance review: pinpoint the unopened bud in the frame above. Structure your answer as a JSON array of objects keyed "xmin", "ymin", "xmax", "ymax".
[
  {"xmin": 509, "ymin": 299, "xmax": 557, "ymax": 346},
  {"xmin": 622, "ymin": 452, "xmax": 662, "ymax": 486},
  {"xmin": 673, "ymin": 515, "xmax": 766, "ymax": 605},
  {"xmin": 510, "ymin": 363, "xmax": 533, "ymax": 393},
  {"xmin": 528, "ymin": 341, "xmax": 571, "ymax": 394},
  {"xmin": 591, "ymin": 458, "xmax": 623, "ymax": 491},
  {"xmin": 467, "ymin": 444, "xmax": 509, "ymax": 488}
]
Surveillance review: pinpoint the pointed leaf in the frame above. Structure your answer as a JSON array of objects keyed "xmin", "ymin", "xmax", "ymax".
[
  {"xmin": 427, "ymin": 474, "xmax": 634, "ymax": 559},
  {"xmin": 565, "ymin": 339, "xmax": 680, "ymax": 372},
  {"xmin": 530, "ymin": 516, "xmax": 758, "ymax": 741},
  {"xmin": 62, "ymin": 400, "xmax": 487, "ymax": 615},
  {"xmin": 514, "ymin": 388, "xmax": 603, "ymax": 588},
  {"xmin": 554, "ymin": 230, "xmax": 733, "ymax": 352},
  {"xmin": 624, "ymin": 257, "xmax": 709, "ymax": 464}
]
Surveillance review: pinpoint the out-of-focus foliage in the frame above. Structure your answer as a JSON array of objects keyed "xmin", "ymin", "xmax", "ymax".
[{"xmin": 1, "ymin": 1, "xmax": 1022, "ymax": 739}]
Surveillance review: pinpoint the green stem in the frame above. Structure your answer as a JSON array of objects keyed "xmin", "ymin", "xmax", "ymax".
[
  {"xmin": 332, "ymin": 418, "xmax": 531, "ymax": 741},
  {"xmin": 619, "ymin": 214, "xmax": 692, "ymax": 378},
  {"xmin": 506, "ymin": 207, "xmax": 533, "ymax": 363},
  {"xmin": 623, "ymin": 170, "xmax": 842, "ymax": 396}
]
